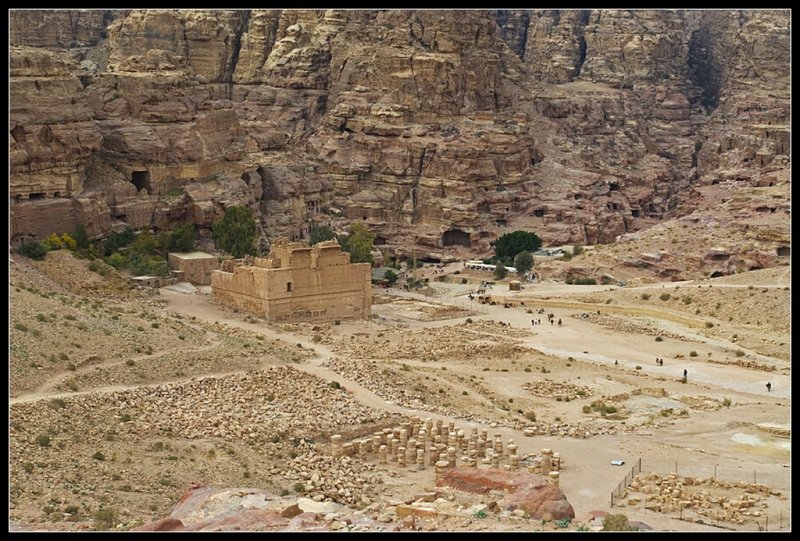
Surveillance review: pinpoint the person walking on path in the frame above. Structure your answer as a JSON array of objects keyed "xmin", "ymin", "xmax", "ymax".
[
  {"xmin": 683, "ymin": 369, "xmax": 688, "ymax": 379},
  {"xmin": 766, "ymin": 382, "xmax": 772, "ymax": 392}
]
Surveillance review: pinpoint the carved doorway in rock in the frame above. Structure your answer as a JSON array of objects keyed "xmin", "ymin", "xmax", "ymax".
[
  {"xmin": 442, "ymin": 229, "xmax": 470, "ymax": 247},
  {"xmin": 131, "ymin": 170, "xmax": 151, "ymax": 194}
]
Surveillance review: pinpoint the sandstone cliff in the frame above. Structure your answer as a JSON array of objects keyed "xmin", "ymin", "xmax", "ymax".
[{"xmin": 8, "ymin": 9, "xmax": 790, "ymax": 280}]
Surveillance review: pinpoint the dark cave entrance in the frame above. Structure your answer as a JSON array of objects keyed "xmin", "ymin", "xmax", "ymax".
[
  {"xmin": 131, "ymin": 171, "xmax": 151, "ymax": 194},
  {"xmin": 442, "ymin": 229, "xmax": 471, "ymax": 248}
]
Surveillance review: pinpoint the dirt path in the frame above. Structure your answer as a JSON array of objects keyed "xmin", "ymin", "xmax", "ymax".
[{"xmin": 382, "ymin": 290, "xmax": 789, "ymax": 399}]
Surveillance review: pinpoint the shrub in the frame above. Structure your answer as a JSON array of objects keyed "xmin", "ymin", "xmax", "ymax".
[
  {"xmin": 35, "ymin": 434, "xmax": 51, "ymax": 447},
  {"xmin": 682, "ymin": 296, "xmax": 692, "ymax": 304},
  {"xmin": 120, "ymin": 414, "xmax": 132, "ymax": 423},
  {"xmin": 705, "ymin": 321, "xmax": 714, "ymax": 328},
  {"xmin": 59, "ymin": 352, "xmax": 69, "ymax": 360},
  {"xmin": 106, "ymin": 253, "xmax": 127, "ymax": 269},
  {"xmin": 603, "ymin": 513, "xmax": 636, "ymax": 531},
  {"xmin": 582, "ymin": 405, "xmax": 592, "ymax": 413},
  {"xmin": 60, "ymin": 233, "xmax": 77, "ymax": 251},
  {"xmin": 88, "ymin": 260, "xmax": 101, "ymax": 273},
  {"xmin": 103, "ymin": 228, "xmax": 136, "ymax": 256},
  {"xmin": 605, "ymin": 406, "xmax": 618, "ymax": 414},
  {"xmin": 66, "ymin": 363, "xmax": 77, "ymax": 371},
  {"xmin": 92, "ymin": 451, "xmax": 106, "ymax": 461},
  {"xmin": 735, "ymin": 350, "xmax": 745, "ymax": 357},
  {"xmin": 722, "ymin": 398, "xmax": 732, "ymax": 407},
  {"xmin": 293, "ymin": 482, "xmax": 305, "ymax": 493},
  {"xmin": 659, "ymin": 293, "xmax": 671, "ymax": 301},
  {"xmin": 94, "ymin": 507, "xmax": 117, "ymax": 530},
  {"xmin": 555, "ymin": 518, "xmax": 572, "ymax": 529},
  {"xmin": 635, "ymin": 365, "xmax": 642, "ymax": 370},
  {"xmin": 151, "ymin": 322, "xmax": 160, "ymax": 329},
  {"xmin": 640, "ymin": 293, "xmax": 650, "ymax": 300},
  {"xmin": 44, "ymin": 233, "xmax": 64, "ymax": 250},
  {"xmin": 17, "ymin": 240, "xmax": 48, "ymax": 260},
  {"xmin": 466, "ymin": 318, "xmax": 473, "ymax": 324},
  {"xmin": 126, "ymin": 360, "xmax": 135, "ymax": 367},
  {"xmin": 22, "ymin": 462, "xmax": 34, "ymax": 474},
  {"xmin": 655, "ymin": 336, "xmax": 663, "ymax": 342},
  {"xmin": 689, "ymin": 351, "xmax": 698, "ymax": 357},
  {"xmin": 308, "ymin": 222, "xmax": 336, "ymax": 245},
  {"xmin": 14, "ymin": 323, "xmax": 28, "ymax": 332},
  {"xmin": 329, "ymin": 380, "xmax": 341, "ymax": 390},
  {"xmin": 571, "ymin": 277, "xmax": 597, "ymax": 285},
  {"xmin": 48, "ymin": 399, "xmax": 66, "ymax": 410},
  {"xmin": 524, "ymin": 410, "xmax": 536, "ymax": 422}
]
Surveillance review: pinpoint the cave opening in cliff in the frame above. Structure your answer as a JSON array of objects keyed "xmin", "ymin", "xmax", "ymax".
[
  {"xmin": 495, "ymin": 219, "xmax": 508, "ymax": 227},
  {"xmin": 374, "ymin": 236, "xmax": 387, "ymax": 246},
  {"xmin": 533, "ymin": 209, "xmax": 545, "ymax": 217},
  {"xmin": 131, "ymin": 171, "xmax": 151, "ymax": 194},
  {"xmin": 442, "ymin": 229, "xmax": 470, "ymax": 248},
  {"xmin": 631, "ymin": 209, "xmax": 640, "ymax": 217},
  {"xmin": 777, "ymin": 246, "xmax": 790, "ymax": 257},
  {"xmin": 709, "ymin": 271, "xmax": 725, "ymax": 278},
  {"xmin": 29, "ymin": 193, "xmax": 45, "ymax": 200},
  {"xmin": 608, "ymin": 182, "xmax": 619, "ymax": 191}
]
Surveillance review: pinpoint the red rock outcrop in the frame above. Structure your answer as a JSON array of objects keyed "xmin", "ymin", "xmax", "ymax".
[{"xmin": 439, "ymin": 467, "xmax": 575, "ymax": 520}]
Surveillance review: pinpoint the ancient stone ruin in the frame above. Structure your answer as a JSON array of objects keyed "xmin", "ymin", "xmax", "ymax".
[
  {"xmin": 211, "ymin": 237, "xmax": 372, "ymax": 323},
  {"xmin": 168, "ymin": 251, "xmax": 220, "ymax": 285}
]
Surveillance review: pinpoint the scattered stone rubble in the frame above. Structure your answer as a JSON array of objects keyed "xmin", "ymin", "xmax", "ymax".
[
  {"xmin": 522, "ymin": 379, "xmax": 594, "ymax": 401},
  {"xmin": 623, "ymin": 472, "xmax": 777, "ymax": 526},
  {"xmin": 332, "ymin": 321, "xmax": 530, "ymax": 362}
]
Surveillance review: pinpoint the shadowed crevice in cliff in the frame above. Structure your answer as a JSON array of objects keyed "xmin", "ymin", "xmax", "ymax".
[
  {"xmin": 225, "ymin": 10, "xmax": 250, "ymax": 98},
  {"xmin": 572, "ymin": 10, "xmax": 590, "ymax": 78},
  {"xmin": 492, "ymin": 10, "xmax": 529, "ymax": 60},
  {"xmin": 687, "ymin": 15, "xmax": 723, "ymax": 111}
]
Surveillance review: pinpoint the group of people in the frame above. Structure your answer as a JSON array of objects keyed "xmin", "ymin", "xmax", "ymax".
[{"xmin": 655, "ymin": 357, "xmax": 664, "ymax": 366}]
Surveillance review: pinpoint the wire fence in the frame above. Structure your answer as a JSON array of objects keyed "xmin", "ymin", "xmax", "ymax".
[
  {"xmin": 609, "ymin": 459, "xmax": 789, "ymax": 531},
  {"xmin": 610, "ymin": 458, "xmax": 642, "ymax": 507}
]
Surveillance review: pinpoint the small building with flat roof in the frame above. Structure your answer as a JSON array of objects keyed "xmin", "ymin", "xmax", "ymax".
[{"xmin": 168, "ymin": 251, "xmax": 219, "ymax": 285}]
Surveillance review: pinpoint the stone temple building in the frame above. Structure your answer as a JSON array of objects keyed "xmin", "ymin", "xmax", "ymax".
[{"xmin": 211, "ymin": 237, "xmax": 372, "ymax": 323}]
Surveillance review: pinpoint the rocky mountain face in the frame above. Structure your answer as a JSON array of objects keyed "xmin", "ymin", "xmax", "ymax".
[{"xmin": 9, "ymin": 9, "xmax": 790, "ymax": 273}]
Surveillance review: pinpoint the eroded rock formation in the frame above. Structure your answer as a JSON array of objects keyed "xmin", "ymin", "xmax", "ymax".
[{"xmin": 9, "ymin": 9, "xmax": 790, "ymax": 273}]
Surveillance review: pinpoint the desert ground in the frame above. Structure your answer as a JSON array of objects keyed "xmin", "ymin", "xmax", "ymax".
[{"xmin": 9, "ymin": 252, "xmax": 790, "ymax": 531}]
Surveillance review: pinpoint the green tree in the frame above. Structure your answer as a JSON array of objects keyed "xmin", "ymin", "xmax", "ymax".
[
  {"xmin": 167, "ymin": 223, "xmax": 196, "ymax": 253},
  {"xmin": 495, "ymin": 231, "xmax": 542, "ymax": 261},
  {"xmin": 343, "ymin": 222, "xmax": 376, "ymax": 264},
  {"xmin": 514, "ymin": 250, "xmax": 534, "ymax": 274},
  {"xmin": 212, "ymin": 206, "xmax": 258, "ymax": 258},
  {"xmin": 494, "ymin": 263, "xmax": 508, "ymax": 280},
  {"xmin": 384, "ymin": 269, "xmax": 398, "ymax": 286},
  {"xmin": 73, "ymin": 223, "xmax": 90, "ymax": 250},
  {"xmin": 103, "ymin": 228, "xmax": 136, "ymax": 256},
  {"xmin": 309, "ymin": 222, "xmax": 336, "ymax": 245},
  {"xmin": 132, "ymin": 230, "xmax": 157, "ymax": 256},
  {"xmin": 572, "ymin": 244, "xmax": 584, "ymax": 257},
  {"xmin": 17, "ymin": 239, "xmax": 48, "ymax": 260}
]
